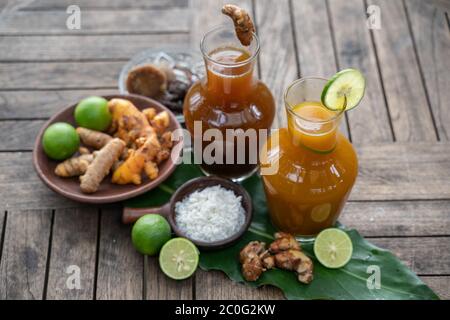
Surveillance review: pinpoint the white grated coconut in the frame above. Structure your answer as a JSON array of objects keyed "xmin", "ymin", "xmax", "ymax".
[{"xmin": 174, "ymin": 185, "xmax": 246, "ymax": 242}]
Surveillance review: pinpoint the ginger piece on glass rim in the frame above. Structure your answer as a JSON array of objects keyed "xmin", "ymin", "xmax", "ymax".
[{"xmin": 222, "ymin": 4, "xmax": 255, "ymax": 46}]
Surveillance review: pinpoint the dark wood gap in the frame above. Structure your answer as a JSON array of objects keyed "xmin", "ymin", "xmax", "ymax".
[
  {"xmin": 142, "ymin": 256, "xmax": 148, "ymax": 300},
  {"xmin": 324, "ymin": 0, "xmax": 352, "ymax": 142},
  {"xmin": 0, "ymin": 211, "xmax": 7, "ymax": 266},
  {"xmin": 92, "ymin": 209, "xmax": 102, "ymax": 300},
  {"xmin": 288, "ymin": 0, "xmax": 301, "ymax": 79},
  {"xmin": 363, "ymin": 0, "xmax": 396, "ymax": 142},
  {"xmin": 251, "ymin": 0, "xmax": 262, "ymax": 80},
  {"xmin": 0, "ymin": 58, "xmax": 130, "ymax": 64},
  {"xmin": 18, "ymin": 6, "xmax": 187, "ymax": 12},
  {"xmin": 364, "ymin": 234, "xmax": 450, "ymax": 239},
  {"xmin": 0, "ymin": 118, "xmax": 49, "ymax": 121},
  {"xmin": 348, "ymin": 198, "xmax": 450, "ymax": 203},
  {"xmin": 418, "ymin": 273, "xmax": 450, "ymax": 277},
  {"xmin": 0, "ymin": 149, "xmax": 32, "ymax": 153},
  {"xmin": 0, "ymin": 86, "xmax": 116, "ymax": 92},
  {"xmin": 0, "ymin": 30, "xmax": 189, "ymax": 37},
  {"xmin": 402, "ymin": 0, "xmax": 440, "ymax": 141},
  {"xmin": 446, "ymin": 12, "xmax": 450, "ymax": 30},
  {"xmin": 42, "ymin": 209, "xmax": 55, "ymax": 300},
  {"xmin": 192, "ymin": 273, "xmax": 196, "ymax": 300}
]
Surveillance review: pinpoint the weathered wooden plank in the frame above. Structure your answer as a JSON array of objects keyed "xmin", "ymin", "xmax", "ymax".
[
  {"xmin": 351, "ymin": 142, "xmax": 450, "ymax": 201},
  {"xmin": 0, "ymin": 34, "xmax": 189, "ymax": 62},
  {"xmin": 421, "ymin": 276, "xmax": 450, "ymax": 300},
  {"xmin": 0, "ymin": 209, "xmax": 52, "ymax": 300},
  {"xmin": 0, "ymin": 62, "xmax": 121, "ymax": 90},
  {"xmin": 46, "ymin": 207, "xmax": 98, "ymax": 300},
  {"xmin": 368, "ymin": 0, "xmax": 436, "ymax": 142},
  {"xmin": 195, "ymin": 269, "xmax": 283, "ymax": 299},
  {"xmin": 371, "ymin": 237, "xmax": 450, "ymax": 275},
  {"xmin": 0, "ymin": 9, "xmax": 190, "ymax": 35},
  {"xmin": 255, "ymin": 0, "xmax": 298, "ymax": 128},
  {"xmin": 96, "ymin": 206, "xmax": 143, "ymax": 300},
  {"xmin": 0, "ymin": 0, "xmax": 188, "ymax": 10},
  {"xmin": 0, "ymin": 120, "xmax": 45, "ymax": 151},
  {"xmin": 406, "ymin": 0, "xmax": 450, "ymax": 141},
  {"xmin": 0, "ymin": 211, "xmax": 4, "ymax": 252},
  {"xmin": 0, "ymin": 89, "xmax": 116, "ymax": 119},
  {"xmin": 327, "ymin": 0, "xmax": 392, "ymax": 145},
  {"xmin": 145, "ymin": 256, "xmax": 192, "ymax": 299},
  {"xmin": 291, "ymin": 0, "xmax": 349, "ymax": 139},
  {"xmin": 0, "ymin": 152, "xmax": 89, "ymax": 210},
  {"xmin": 341, "ymin": 200, "xmax": 450, "ymax": 237}
]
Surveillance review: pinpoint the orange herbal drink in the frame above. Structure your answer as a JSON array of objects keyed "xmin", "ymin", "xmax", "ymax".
[{"xmin": 260, "ymin": 77, "xmax": 358, "ymax": 239}]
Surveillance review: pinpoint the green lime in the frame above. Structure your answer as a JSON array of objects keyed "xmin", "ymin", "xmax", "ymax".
[
  {"xmin": 42, "ymin": 122, "xmax": 80, "ymax": 160},
  {"xmin": 159, "ymin": 238, "xmax": 199, "ymax": 280},
  {"xmin": 74, "ymin": 96, "xmax": 111, "ymax": 131},
  {"xmin": 131, "ymin": 214, "xmax": 171, "ymax": 256},
  {"xmin": 314, "ymin": 228, "xmax": 353, "ymax": 269},
  {"xmin": 321, "ymin": 68, "xmax": 366, "ymax": 111}
]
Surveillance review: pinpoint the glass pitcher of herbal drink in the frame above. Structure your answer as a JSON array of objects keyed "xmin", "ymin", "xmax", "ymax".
[
  {"xmin": 260, "ymin": 77, "xmax": 360, "ymax": 240},
  {"xmin": 183, "ymin": 25, "xmax": 275, "ymax": 181}
]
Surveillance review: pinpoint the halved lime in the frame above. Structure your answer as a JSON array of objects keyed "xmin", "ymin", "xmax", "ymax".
[
  {"xmin": 159, "ymin": 238, "xmax": 199, "ymax": 280},
  {"xmin": 314, "ymin": 228, "xmax": 353, "ymax": 269},
  {"xmin": 321, "ymin": 69, "xmax": 366, "ymax": 111}
]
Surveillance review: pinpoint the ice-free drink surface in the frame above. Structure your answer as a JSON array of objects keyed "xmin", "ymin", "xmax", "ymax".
[{"xmin": 261, "ymin": 100, "xmax": 358, "ymax": 238}]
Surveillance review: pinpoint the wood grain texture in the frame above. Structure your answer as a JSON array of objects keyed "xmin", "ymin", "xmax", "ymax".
[
  {"xmin": 406, "ymin": 0, "xmax": 450, "ymax": 141},
  {"xmin": 371, "ymin": 237, "xmax": 450, "ymax": 275},
  {"xmin": 341, "ymin": 200, "xmax": 450, "ymax": 237},
  {"xmin": 368, "ymin": 0, "xmax": 436, "ymax": 142},
  {"xmin": 96, "ymin": 206, "xmax": 143, "ymax": 300},
  {"xmin": 0, "ymin": 89, "xmax": 116, "ymax": 119},
  {"xmin": 421, "ymin": 276, "xmax": 450, "ymax": 300},
  {"xmin": 0, "ymin": 8, "xmax": 190, "ymax": 35},
  {"xmin": 327, "ymin": 0, "xmax": 392, "ymax": 145},
  {"xmin": 0, "ymin": 62, "xmax": 121, "ymax": 90},
  {"xmin": 291, "ymin": 0, "xmax": 349, "ymax": 138},
  {"xmin": 0, "ymin": 209, "xmax": 52, "ymax": 300},
  {"xmin": 0, "ymin": 0, "xmax": 189, "ymax": 10},
  {"xmin": 145, "ymin": 256, "xmax": 192, "ymax": 299},
  {"xmin": 0, "ymin": 120, "xmax": 45, "ymax": 151},
  {"xmin": 46, "ymin": 207, "xmax": 98, "ymax": 300},
  {"xmin": 0, "ymin": 34, "xmax": 189, "ymax": 62},
  {"xmin": 195, "ymin": 269, "xmax": 283, "ymax": 299},
  {"xmin": 255, "ymin": 0, "xmax": 298, "ymax": 128},
  {"xmin": 0, "ymin": 152, "xmax": 88, "ymax": 210}
]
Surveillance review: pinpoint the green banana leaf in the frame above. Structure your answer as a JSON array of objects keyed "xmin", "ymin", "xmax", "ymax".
[{"xmin": 125, "ymin": 161, "xmax": 439, "ymax": 300}]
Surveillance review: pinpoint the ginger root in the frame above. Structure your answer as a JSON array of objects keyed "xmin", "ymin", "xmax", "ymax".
[
  {"xmin": 55, "ymin": 154, "xmax": 94, "ymax": 177},
  {"xmin": 151, "ymin": 111, "xmax": 170, "ymax": 135},
  {"xmin": 108, "ymin": 98, "xmax": 154, "ymax": 146},
  {"xmin": 222, "ymin": 4, "xmax": 255, "ymax": 46},
  {"xmin": 144, "ymin": 161, "xmax": 159, "ymax": 180},
  {"xmin": 239, "ymin": 233, "xmax": 314, "ymax": 284},
  {"xmin": 80, "ymin": 138, "xmax": 125, "ymax": 193},
  {"xmin": 112, "ymin": 133, "xmax": 161, "ymax": 185},
  {"xmin": 76, "ymin": 127, "xmax": 112, "ymax": 149}
]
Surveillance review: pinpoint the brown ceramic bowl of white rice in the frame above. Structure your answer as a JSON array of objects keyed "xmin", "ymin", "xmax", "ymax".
[{"xmin": 122, "ymin": 176, "xmax": 253, "ymax": 250}]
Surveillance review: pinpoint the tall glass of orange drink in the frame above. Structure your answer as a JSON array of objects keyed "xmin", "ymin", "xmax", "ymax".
[{"xmin": 260, "ymin": 77, "xmax": 358, "ymax": 240}]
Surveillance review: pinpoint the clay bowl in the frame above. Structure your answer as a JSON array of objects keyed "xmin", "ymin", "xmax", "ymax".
[
  {"xmin": 122, "ymin": 176, "xmax": 253, "ymax": 250},
  {"xmin": 33, "ymin": 94, "xmax": 183, "ymax": 204}
]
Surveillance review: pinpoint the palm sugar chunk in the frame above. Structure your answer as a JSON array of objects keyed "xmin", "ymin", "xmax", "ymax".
[{"xmin": 126, "ymin": 64, "xmax": 167, "ymax": 98}]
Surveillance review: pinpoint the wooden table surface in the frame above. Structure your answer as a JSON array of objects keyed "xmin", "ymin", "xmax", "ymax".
[{"xmin": 0, "ymin": 0, "xmax": 449, "ymax": 300}]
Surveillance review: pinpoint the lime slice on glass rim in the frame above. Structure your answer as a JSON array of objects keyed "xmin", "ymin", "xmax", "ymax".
[
  {"xmin": 321, "ymin": 68, "xmax": 366, "ymax": 111},
  {"xmin": 314, "ymin": 228, "xmax": 353, "ymax": 269},
  {"xmin": 159, "ymin": 238, "xmax": 199, "ymax": 280}
]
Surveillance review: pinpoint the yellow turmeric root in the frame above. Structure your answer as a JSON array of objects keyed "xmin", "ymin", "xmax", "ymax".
[
  {"xmin": 76, "ymin": 127, "xmax": 112, "ymax": 149},
  {"xmin": 112, "ymin": 134, "xmax": 161, "ymax": 185},
  {"xmin": 222, "ymin": 4, "xmax": 255, "ymax": 46},
  {"xmin": 80, "ymin": 138, "xmax": 125, "ymax": 193},
  {"xmin": 144, "ymin": 161, "xmax": 159, "ymax": 180},
  {"xmin": 108, "ymin": 98, "xmax": 154, "ymax": 146},
  {"xmin": 55, "ymin": 154, "xmax": 94, "ymax": 177}
]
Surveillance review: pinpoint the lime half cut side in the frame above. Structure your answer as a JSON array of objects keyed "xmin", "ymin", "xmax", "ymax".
[
  {"xmin": 314, "ymin": 228, "xmax": 353, "ymax": 269},
  {"xmin": 321, "ymin": 68, "xmax": 366, "ymax": 111},
  {"xmin": 159, "ymin": 238, "xmax": 199, "ymax": 280}
]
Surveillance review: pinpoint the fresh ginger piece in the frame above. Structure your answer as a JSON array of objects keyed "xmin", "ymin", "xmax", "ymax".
[
  {"xmin": 144, "ymin": 161, "xmax": 159, "ymax": 180},
  {"xmin": 269, "ymin": 232, "xmax": 301, "ymax": 253},
  {"xmin": 151, "ymin": 111, "xmax": 170, "ymax": 134},
  {"xmin": 80, "ymin": 138, "xmax": 125, "ymax": 193},
  {"xmin": 55, "ymin": 154, "xmax": 94, "ymax": 177},
  {"xmin": 112, "ymin": 133, "xmax": 161, "ymax": 185},
  {"xmin": 142, "ymin": 107, "xmax": 157, "ymax": 122},
  {"xmin": 108, "ymin": 98, "xmax": 154, "ymax": 146},
  {"xmin": 239, "ymin": 241, "xmax": 266, "ymax": 282},
  {"xmin": 76, "ymin": 127, "xmax": 112, "ymax": 149},
  {"xmin": 160, "ymin": 131, "xmax": 173, "ymax": 150},
  {"xmin": 155, "ymin": 148, "xmax": 170, "ymax": 164},
  {"xmin": 222, "ymin": 4, "xmax": 255, "ymax": 46}
]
